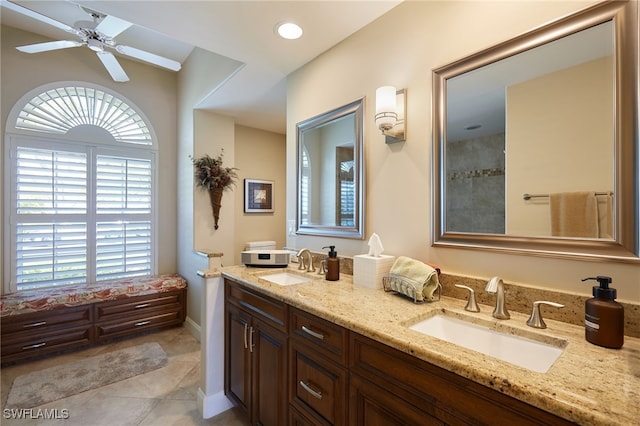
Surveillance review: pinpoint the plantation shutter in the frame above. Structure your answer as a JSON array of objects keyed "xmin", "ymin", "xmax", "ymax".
[
  {"xmin": 95, "ymin": 155, "xmax": 152, "ymax": 281},
  {"xmin": 15, "ymin": 147, "xmax": 88, "ymax": 288}
]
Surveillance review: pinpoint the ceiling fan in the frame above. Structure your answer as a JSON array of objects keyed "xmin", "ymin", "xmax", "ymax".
[{"xmin": 1, "ymin": 0, "xmax": 181, "ymax": 82}]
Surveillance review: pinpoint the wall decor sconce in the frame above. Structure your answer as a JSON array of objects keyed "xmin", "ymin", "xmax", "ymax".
[{"xmin": 375, "ymin": 86, "xmax": 406, "ymax": 143}]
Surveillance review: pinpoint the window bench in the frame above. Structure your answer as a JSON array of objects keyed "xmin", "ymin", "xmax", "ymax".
[{"xmin": 0, "ymin": 274, "xmax": 187, "ymax": 364}]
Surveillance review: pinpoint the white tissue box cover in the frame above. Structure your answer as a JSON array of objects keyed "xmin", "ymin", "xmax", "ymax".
[{"xmin": 353, "ymin": 254, "xmax": 396, "ymax": 289}]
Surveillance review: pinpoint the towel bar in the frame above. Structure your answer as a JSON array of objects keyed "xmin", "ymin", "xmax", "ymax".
[{"xmin": 523, "ymin": 191, "xmax": 612, "ymax": 200}]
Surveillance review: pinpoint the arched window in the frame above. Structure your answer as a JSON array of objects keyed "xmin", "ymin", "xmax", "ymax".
[{"xmin": 4, "ymin": 83, "xmax": 157, "ymax": 292}]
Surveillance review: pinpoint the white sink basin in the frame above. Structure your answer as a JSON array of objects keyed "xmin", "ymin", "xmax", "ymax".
[
  {"xmin": 409, "ymin": 314, "xmax": 566, "ymax": 373},
  {"xmin": 258, "ymin": 271, "xmax": 311, "ymax": 286}
]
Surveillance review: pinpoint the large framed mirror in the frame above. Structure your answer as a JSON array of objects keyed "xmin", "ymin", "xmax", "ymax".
[
  {"xmin": 296, "ymin": 98, "xmax": 365, "ymax": 239},
  {"xmin": 432, "ymin": 1, "xmax": 638, "ymax": 262}
]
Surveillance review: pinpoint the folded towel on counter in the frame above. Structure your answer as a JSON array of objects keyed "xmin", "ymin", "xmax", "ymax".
[{"xmin": 389, "ymin": 256, "xmax": 440, "ymax": 302}]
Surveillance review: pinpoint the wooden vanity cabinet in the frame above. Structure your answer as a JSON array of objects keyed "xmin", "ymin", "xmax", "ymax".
[
  {"xmin": 224, "ymin": 277, "xmax": 576, "ymax": 425},
  {"xmin": 349, "ymin": 333, "xmax": 575, "ymax": 426},
  {"xmin": 224, "ymin": 279, "xmax": 288, "ymax": 426}
]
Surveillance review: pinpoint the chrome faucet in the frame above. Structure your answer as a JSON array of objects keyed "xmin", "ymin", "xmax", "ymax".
[
  {"xmin": 296, "ymin": 248, "xmax": 315, "ymax": 272},
  {"xmin": 485, "ymin": 276, "xmax": 510, "ymax": 319}
]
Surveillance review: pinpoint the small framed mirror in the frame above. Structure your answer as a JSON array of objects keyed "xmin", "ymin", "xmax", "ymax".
[
  {"xmin": 296, "ymin": 98, "xmax": 365, "ymax": 239},
  {"xmin": 432, "ymin": 1, "xmax": 638, "ymax": 262}
]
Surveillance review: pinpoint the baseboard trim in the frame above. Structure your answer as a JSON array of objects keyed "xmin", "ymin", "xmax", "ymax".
[
  {"xmin": 197, "ymin": 388, "xmax": 234, "ymax": 419},
  {"xmin": 184, "ymin": 316, "xmax": 201, "ymax": 342}
]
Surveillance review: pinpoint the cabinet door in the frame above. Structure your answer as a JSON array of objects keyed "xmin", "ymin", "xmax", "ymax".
[
  {"xmin": 252, "ymin": 318, "xmax": 287, "ymax": 426},
  {"xmin": 225, "ymin": 303, "xmax": 252, "ymax": 412}
]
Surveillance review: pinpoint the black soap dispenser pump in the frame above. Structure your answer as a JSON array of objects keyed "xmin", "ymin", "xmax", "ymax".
[
  {"xmin": 323, "ymin": 245, "xmax": 340, "ymax": 281},
  {"xmin": 582, "ymin": 276, "xmax": 624, "ymax": 349}
]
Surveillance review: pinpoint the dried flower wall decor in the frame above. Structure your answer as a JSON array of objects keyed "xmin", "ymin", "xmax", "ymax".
[{"xmin": 190, "ymin": 149, "xmax": 238, "ymax": 229}]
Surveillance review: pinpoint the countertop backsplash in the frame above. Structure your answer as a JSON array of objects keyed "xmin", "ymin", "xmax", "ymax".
[{"xmin": 302, "ymin": 251, "xmax": 639, "ymax": 338}]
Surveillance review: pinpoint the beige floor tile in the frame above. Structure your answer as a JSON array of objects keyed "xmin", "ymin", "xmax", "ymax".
[{"xmin": 1, "ymin": 326, "xmax": 250, "ymax": 426}]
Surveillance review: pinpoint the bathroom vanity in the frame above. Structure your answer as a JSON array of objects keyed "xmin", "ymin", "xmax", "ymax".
[{"xmin": 222, "ymin": 265, "xmax": 639, "ymax": 425}]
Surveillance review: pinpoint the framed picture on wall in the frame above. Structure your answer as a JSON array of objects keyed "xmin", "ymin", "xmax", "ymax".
[{"xmin": 244, "ymin": 179, "xmax": 274, "ymax": 213}]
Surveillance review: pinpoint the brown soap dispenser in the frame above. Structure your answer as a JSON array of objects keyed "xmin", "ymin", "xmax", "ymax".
[
  {"xmin": 323, "ymin": 245, "xmax": 339, "ymax": 281},
  {"xmin": 582, "ymin": 276, "xmax": 624, "ymax": 349}
]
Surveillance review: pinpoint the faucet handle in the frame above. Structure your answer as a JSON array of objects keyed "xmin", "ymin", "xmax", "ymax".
[
  {"xmin": 317, "ymin": 259, "xmax": 326, "ymax": 275},
  {"xmin": 454, "ymin": 284, "xmax": 480, "ymax": 312},
  {"xmin": 527, "ymin": 301, "xmax": 564, "ymax": 329}
]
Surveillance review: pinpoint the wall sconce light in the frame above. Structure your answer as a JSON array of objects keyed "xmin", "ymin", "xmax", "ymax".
[{"xmin": 375, "ymin": 86, "xmax": 406, "ymax": 143}]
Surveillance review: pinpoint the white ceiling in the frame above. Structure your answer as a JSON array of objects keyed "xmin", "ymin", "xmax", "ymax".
[{"xmin": 1, "ymin": 0, "xmax": 403, "ymax": 134}]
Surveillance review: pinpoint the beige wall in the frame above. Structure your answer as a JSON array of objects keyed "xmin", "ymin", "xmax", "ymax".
[
  {"xmin": 233, "ymin": 125, "xmax": 287, "ymax": 265},
  {"xmin": 1, "ymin": 25, "xmax": 179, "ymax": 286},
  {"xmin": 507, "ymin": 57, "xmax": 614, "ymax": 235},
  {"xmin": 286, "ymin": 1, "xmax": 639, "ymax": 302},
  {"xmin": 177, "ymin": 48, "xmax": 286, "ymax": 328}
]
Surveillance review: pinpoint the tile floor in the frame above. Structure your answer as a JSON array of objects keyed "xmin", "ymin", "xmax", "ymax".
[{"xmin": 1, "ymin": 326, "xmax": 250, "ymax": 426}]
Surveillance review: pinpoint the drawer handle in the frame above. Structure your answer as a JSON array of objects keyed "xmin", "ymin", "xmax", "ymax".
[
  {"xmin": 23, "ymin": 321, "xmax": 47, "ymax": 328},
  {"xmin": 22, "ymin": 342, "xmax": 46, "ymax": 350},
  {"xmin": 299, "ymin": 380, "xmax": 323, "ymax": 400},
  {"xmin": 244, "ymin": 323, "xmax": 248, "ymax": 349},
  {"xmin": 135, "ymin": 303, "xmax": 150, "ymax": 309},
  {"xmin": 135, "ymin": 320, "xmax": 151, "ymax": 327},
  {"xmin": 301, "ymin": 325, "xmax": 324, "ymax": 340}
]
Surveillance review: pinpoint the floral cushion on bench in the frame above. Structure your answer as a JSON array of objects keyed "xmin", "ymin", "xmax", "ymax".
[{"xmin": 0, "ymin": 274, "xmax": 187, "ymax": 317}]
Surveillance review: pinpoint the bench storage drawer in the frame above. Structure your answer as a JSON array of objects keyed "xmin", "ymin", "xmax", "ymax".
[
  {"xmin": 1, "ymin": 287, "xmax": 187, "ymax": 364},
  {"xmin": 1, "ymin": 305, "xmax": 94, "ymax": 363}
]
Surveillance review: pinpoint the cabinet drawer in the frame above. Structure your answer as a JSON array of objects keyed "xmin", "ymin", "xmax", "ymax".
[
  {"xmin": 95, "ymin": 291, "xmax": 184, "ymax": 321},
  {"xmin": 225, "ymin": 279, "xmax": 287, "ymax": 332},
  {"xmin": 1, "ymin": 325, "xmax": 93, "ymax": 363},
  {"xmin": 95, "ymin": 310, "xmax": 182, "ymax": 340},
  {"xmin": 291, "ymin": 308, "xmax": 347, "ymax": 363},
  {"xmin": 290, "ymin": 340, "xmax": 347, "ymax": 425},
  {"xmin": 1, "ymin": 305, "xmax": 93, "ymax": 334}
]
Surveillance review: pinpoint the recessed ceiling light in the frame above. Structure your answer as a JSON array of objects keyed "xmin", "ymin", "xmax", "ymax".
[{"xmin": 276, "ymin": 22, "xmax": 303, "ymax": 40}]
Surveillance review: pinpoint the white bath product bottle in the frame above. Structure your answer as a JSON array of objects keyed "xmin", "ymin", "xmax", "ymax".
[{"xmin": 582, "ymin": 276, "xmax": 624, "ymax": 349}]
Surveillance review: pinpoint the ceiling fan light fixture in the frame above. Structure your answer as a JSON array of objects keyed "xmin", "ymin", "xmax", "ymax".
[
  {"xmin": 87, "ymin": 38, "xmax": 103, "ymax": 52},
  {"xmin": 276, "ymin": 22, "xmax": 303, "ymax": 40}
]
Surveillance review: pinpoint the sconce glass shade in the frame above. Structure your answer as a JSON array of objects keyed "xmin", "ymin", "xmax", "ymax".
[{"xmin": 375, "ymin": 86, "xmax": 398, "ymax": 131}]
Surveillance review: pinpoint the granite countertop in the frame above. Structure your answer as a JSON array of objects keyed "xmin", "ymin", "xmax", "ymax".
[{"xmin": 222, "ymin": 265, "xmax": 639, "ymax": 425}]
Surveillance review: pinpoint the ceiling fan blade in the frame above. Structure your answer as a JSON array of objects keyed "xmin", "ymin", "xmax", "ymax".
[
  {"xmin": 115, "ymin": 45, "xmax": 181, "ymax": 72},
  {"xmin": 95, "ymin": 15, "xmax": 132, "ymax": 38},
  {"xmin": 0, "ymin": 0, "xmax": 78, "ymax": 35},
  {"xmin": 17, "ymin": 40, "xmax": 83, "ymax": 54},
  {"xmin": 96, "ymin": 51, "xmax": 129, "ymax": 82}
]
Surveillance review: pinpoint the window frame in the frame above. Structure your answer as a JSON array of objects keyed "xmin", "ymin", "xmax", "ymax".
[{"xmin": 4, "ymin": 82, "xmax": 158, "ymax": 294}]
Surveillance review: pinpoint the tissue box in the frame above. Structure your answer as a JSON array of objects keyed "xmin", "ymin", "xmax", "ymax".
[{"xmin": 353, "ymin": 254, "xmax": 396, "ymax": 289}]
